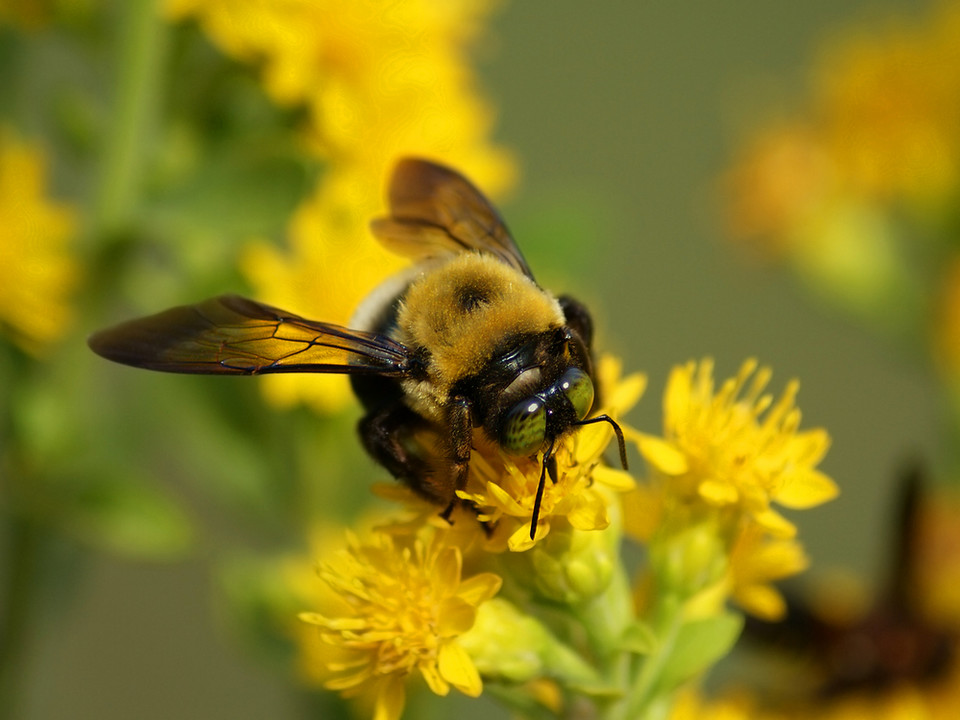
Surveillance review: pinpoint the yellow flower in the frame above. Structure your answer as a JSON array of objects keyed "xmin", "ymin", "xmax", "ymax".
[
  {"xmin": 727, "ymin": 523, "xmax": 809, "ymax": 621},
  {"xmin": 722, "ymin": 123, "xmax": 834, "ymax": 256},
  {"xmin": 298, "ymin": 526, "xmax": 501, "ymax": 720},
  {"xmin": 669, "ymin": 687, "xmax": 761, "ymax": 720},
  {"xmin": 0, "ymin": 130, "xmax": 78, "ymax": 354},
  {"xmin": 165, "ymin": 0, "xmax": 514, "ymax": 177},
  {"xmin": 459, "ymin": 355, "xmax": 644, "ymax": 552},
  {"xmin": 723, "ymin": 2, "xmax": 960, "ymax": 325},
  {"xmin": 813, "ymin": 6, "xmax": 960, "ymax": 208},
  {"xmin": 166, "ymin": 0, "xmax": 515, "ymax": 412},
  {"xmin": 912, "ymin": 485, "xmax": 960, "ymax": 629},
  {"xmin": 633, "ymin": 358, "xmax": 837, "ymax": 539},
  {"xmin": 238, "ymin": 166, "xmax": 408, "ymax": 411}
]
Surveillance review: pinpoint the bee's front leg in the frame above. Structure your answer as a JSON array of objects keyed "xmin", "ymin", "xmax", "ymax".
[{"xmin": 440, "ymin": 395, "xmax": 473, "ymax": 519}]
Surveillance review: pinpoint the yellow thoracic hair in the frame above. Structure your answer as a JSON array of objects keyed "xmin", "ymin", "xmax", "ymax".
[{"xmin": 397, "ymin": 253, "xmax": 564, "ymax": 387}]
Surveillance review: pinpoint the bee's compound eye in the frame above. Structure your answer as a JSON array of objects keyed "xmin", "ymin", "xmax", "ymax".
[
  {"xmin": 560, "ymin": 367, "xmax": 594, "ymax": 421},
  {"xmin": 501, "ymin": 398, "xmax": 546, "ymax": 456}
]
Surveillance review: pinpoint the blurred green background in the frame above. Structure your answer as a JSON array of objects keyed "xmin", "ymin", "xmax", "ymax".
[{"xmin": 3, "ymin": 0, "xmax": 939, "ymax": 718}]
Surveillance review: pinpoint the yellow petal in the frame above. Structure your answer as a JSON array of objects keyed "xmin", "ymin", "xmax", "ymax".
[
  {"xmin": 593, "ymin": 465, "xmax": 636, "ymax": 491},
  {"xmin": 631, "ymin": 432, "xmax": 690, "ymax": 475},
  {"xmin": 456, "ymin": 572, "xmax": 503, "ymax": 605},
  {"xmin": 664, "ymin": 362, "xmax": 695, "ymax": 422},
  {"xmin": 621, "ymin": 485, "xmax": 662, "ymax": 542},
  {"xmin": 566, "ymin": 494, "xmax": 610, "ymax": 532},
  {"xmin": 419, "ymin": 661, "xmax": 451, "ymax": 697},
  {"xmin": 325, "ymin": 666, "xmax": 374, "ymax": 691},
  {"xmin": 438, "ymin": 597, "xmax": 477, "ymax": 637},
  {"xmin": 698, "ymin": 479, "xmax": 740, "ymax": 506},
  {"xmin": 607, "ymin": 371, "xmax": 647, "ymax": 413},
  {"xmin": 790, "ymin": 427, "xmax": 831, "ymax": 465},
  {"xmin": 486, "ymin": 481, "xmax": 527, "ymax": 515},
  {"xmin": 434, "ymin": 546, "xmax": 463, "ymax": 592},
  {"xmin": 752, "ymin": 508, "xmax": 797, "ymax": 538},
  {"xmin": 575, "ymin": 421, "xmax": 612, "ymax": 461},
  {"xmin": 734, "ymin": 583, "xmax": 787, "ymax": 621},
  {"xmin": 508, "ymin": 522, "xmax": 543, "ymax": 552},
  {"xmin": 774, "ymin": 468, "xmax": 839, "ymax": 509},
  {"xmin": 374, "ymin": 675, "xmax": 407, "ymax": 720},
  {"xmin": 438, "ymin": 642, "xmax": 483, "ymax": 697}
]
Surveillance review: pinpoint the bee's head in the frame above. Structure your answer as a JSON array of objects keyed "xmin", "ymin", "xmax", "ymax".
[
  {"xmin": 470, "ymin": 327, "xmax": 629, "ymax": 541},
  {"xmin": 498, "ymin": 365, "xmax": 595, "ymax": 456},
  {"xmin": 497, "ymin": 355, "xmax": 628, "ymax": 542}
]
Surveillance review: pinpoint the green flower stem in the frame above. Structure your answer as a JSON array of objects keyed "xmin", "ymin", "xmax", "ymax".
[
  {"xmin": 575, "ymin": 560, "xmax": 633, "ymax": 662},
  {"xmin": 91, "ymin": 0, "xmax": 167, "ymax": 240},
  {"xmin": 621, "ymin": 594, "xmax": 684, "ymax": 720},
  {"xmin": 571, "ymin": 553, "xmax": 633, "ymax": 719}
]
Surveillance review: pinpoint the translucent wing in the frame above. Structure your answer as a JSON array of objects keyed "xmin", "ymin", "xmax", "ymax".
[
  {"xmin": 370, "ymin": 158, "xmax": 534, "ymax": 278},
  {"xmin": 88, "ymin": 295, "xmax": 414, "ymax": 376}
]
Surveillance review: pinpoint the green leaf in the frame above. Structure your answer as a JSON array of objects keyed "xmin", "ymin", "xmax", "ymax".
[
  {"xmin": 653, "ymin": 612, "xmax": 743, "ymax": 695},
  {"xmin": 619, "ymin": 621, "xmax": 657, "ymax": 655}
]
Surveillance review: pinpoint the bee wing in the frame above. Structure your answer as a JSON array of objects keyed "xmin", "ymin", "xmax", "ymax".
[
  {"xmin": 370, "ymin": 158, "xmax": 534, "ymax": 278},
  {"xmin": 88, "ymin": 295, "xmax": 414, "ymax": 376}
]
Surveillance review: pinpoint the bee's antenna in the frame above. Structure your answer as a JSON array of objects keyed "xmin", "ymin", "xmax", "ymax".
[
  {"xmin": 530, "ymin": 438, "xmax": 556, "ymax": 540},
  {"xmin": 529, "ymin": 417, "xmax": 627, "ymax": 541},
  {"xmin": 574, "ymin": 414, "xmax": 628, "ymax": 471}
]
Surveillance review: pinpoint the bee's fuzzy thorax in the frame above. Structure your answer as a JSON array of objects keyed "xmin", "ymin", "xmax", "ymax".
[{"xmin": 397, "ymin": 254, "xmax": 564, "ymax": 392}]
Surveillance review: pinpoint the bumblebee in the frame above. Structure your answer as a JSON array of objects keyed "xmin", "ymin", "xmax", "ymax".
[{"xmin": 89, "ymin": 159, "xmax": 626, "ymax": 537}]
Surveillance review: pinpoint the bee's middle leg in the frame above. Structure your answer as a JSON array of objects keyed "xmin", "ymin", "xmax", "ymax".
[{"xmin": 357, "ymin": 403, "xmax": 453, "ymax": 508}]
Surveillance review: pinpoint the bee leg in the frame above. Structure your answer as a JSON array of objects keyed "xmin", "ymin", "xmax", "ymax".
[
  {"xmin": 357, "ymin": 403, "xmax": 450, "ymax": 505},
  {"xmin": 440, "ymin": 395, "xmax": 474, "ymax": 520}
]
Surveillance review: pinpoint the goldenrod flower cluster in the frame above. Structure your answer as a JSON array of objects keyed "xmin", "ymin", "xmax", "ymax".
[
  {"xmin": 715, "ymin": 3, "xmax": 960, "ymax": 717},
  {"xmin": 0, "ymin": 130, "xmax": 78, "ymax": 355},
  {"xmin": 289, "ymin": 356, "xmax": 834, "ymax": 719},
  {"xmin": 628, "ymin": 359, "xmax": 836, "ymax": 620},
  {"xmin": 667, "ymin": 482, "xmax": 960, "ymax": 720},
  {"xmin": 298, "ymin": 529, "xmax": 500, "ymax": 720},
  {"xmin": 164, "ymin": 0, "xmax": 515, "ymax": 412},
  {"xmin": 722, "ymin": 0, "xmax": 960, "ymax": 387}
]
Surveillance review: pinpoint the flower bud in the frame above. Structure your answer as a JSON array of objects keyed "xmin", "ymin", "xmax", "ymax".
[{"xmin": 459, "ymin": 598, "xmax": 601, "ymax": 688}]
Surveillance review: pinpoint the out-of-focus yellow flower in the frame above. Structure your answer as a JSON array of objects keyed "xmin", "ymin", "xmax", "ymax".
[
  {"xmin": 238, "ymin": 167, "xmax": 407, "ymax": 411},
  {"xmin": 165, "ymin": 0, "xmax": 515, "ymax": 412},
  {"xmin": 727, "ymin": 2, "xmax": 960, "ymax": 243},
  {"xmin": 670, "ymin": 682, "xmax": 960, "ymax": 720},
  {"xmin": 913, "ymin": 486, "xmax": 960, "ymax": 629},
  {"xmin": 298, "ymin": 526, "xmax": 501, "ymax": 720},
  {"xmin": 723, "ymin": 123, "xmax": 834, "ymax": 257},
  {"xmin": 727, "ymin": 524, "xmax": 808, "ymax": 621},
  {"xmin": 0, "ymin": 130, "xmax": 78, "ymax": 355},
  {"xmin": 459, "ymin": 355, "xmax": 644, "ymax": 551},
  {"xmin": 813, "ymin": 8, "xmax": 960, "ymax": 208},
  {"xmin": 669, "ymin": 687, "xmax": 761, "ymax": 720},
  {"xmin": 633, "ymin": 359, "xmax": 836, "ymax": 538},
  {"xmin": 723, "ymin": 1, "xmax": 960, "ymax": 337}
]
